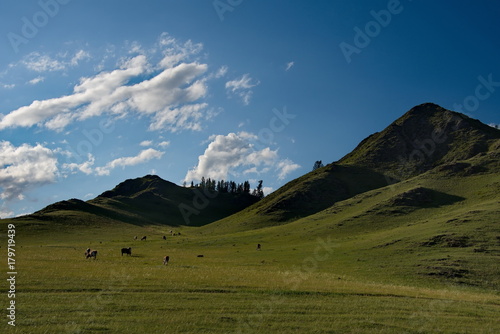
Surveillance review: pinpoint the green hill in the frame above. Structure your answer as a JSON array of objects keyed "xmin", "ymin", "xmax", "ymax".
[
  {"xmin": 199, "ymin": 103, "xmax": 500, "ymax": 234},
  {"xmin": 23, "ymin": 174, "xmax": 261, "ymax": 228}
]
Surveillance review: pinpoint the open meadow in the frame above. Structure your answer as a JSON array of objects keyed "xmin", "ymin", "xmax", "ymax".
[{"xmin": 3, "ymin": 205, "xmax": 500, "ymax": 334}]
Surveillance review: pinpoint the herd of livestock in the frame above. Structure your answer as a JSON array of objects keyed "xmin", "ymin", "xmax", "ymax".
[
  {"xmin": 84, "ymin": 235, "xmax": 174, "ymax": 265},
  {"xmin": 84, "ymin": 235, "xmax": 262, "ymax": 264}
]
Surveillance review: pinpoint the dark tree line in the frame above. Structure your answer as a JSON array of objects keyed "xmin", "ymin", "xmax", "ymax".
[{"xmin": 186, "ymin": 177, "xmax": 264, "ymax": 199}]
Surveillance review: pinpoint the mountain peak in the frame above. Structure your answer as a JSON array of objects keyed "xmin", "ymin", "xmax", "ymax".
[
  {"xmin": 340, "ymin": 103, "xmax": 499, "ymax": 178},
  {"xmin": 98, "ymin": 175, "xmax": 176, "ymax": 199}
]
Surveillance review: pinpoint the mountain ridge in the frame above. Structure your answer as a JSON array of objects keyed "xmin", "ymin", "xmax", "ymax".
[
  {"xmin": 7, "ymin": 103, "xmax": 500, "ymax": 232},
  {"xmin": 196, "ymin": 103, "xmax": 500, "ymax": 232}
]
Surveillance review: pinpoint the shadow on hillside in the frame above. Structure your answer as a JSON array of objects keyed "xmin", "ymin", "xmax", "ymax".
[
  {"xmin": 385, "ymin": 187, "xmax": 465, "ymax": 208},
  {"xmin": 260, "ymin": 164, "xmax": 391, "ymax": 222}
]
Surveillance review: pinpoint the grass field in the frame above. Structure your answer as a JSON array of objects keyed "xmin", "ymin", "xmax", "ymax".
[
  {"xmin": 4, "ymin": 225, "xmax": 499, "ymax": 334},
  {"xmin": 2, "ymin": 156, "xmax": 500, "ymax": 333}
]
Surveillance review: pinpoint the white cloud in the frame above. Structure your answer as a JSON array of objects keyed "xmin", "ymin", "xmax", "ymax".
[
  {"xmin": 149, "ymin": 102, "xmax": 210, "ymax": 132},
  {"xmin": 17, "ymin": 50, "xmax": 91, "ymax": 73},
  {"xmin": 158, "ymin": 141, "xmax": 171, "ymax": 147},
  {"xmin": 0, "ymin": 205, "xmax": 14, "ymax": 218},
  {"xmin": 1, "ymin": 83, "xmax": 15, "ymax": 89},
  {"xmin": 63, "ymin": 154, "xmax": 95, "ymax": 175},
  {"xmin": 285, "ymin": 61, "xmax": 295, "ymax": 71},
  {"xmin": 184, "ymin": 132, "xmax": 299, "ymax": 183},
  {"xmin": 27, "ymin": 76, "xmax": 45, "ymax": 85},
  {"xmin": 215, "ymin": 65, "xmax": 228, "ymax": 78},
  {"xmin": 262, "ymin": 187, "xmax": 274, "ymax": 196},
  {"xmin": 140, "ymin": 140, "xmax": 153, "ymax": 147},
  {"xmin": 0, "ymin": 141, "xmax": 58, "ymax": 201},
  {"xmin": 70, "ymin": 50, "xmax": 91, "ymax": 66},
  {"xmin": 127, "ymin": 41, "xmax": 144, "ymax": 55},
  {"xmin": 157, "ymin": 32, "xmax": 203, "ymax": 69},
  {"xmin": 22, "ymin": 52, "xmax": 66, "ymax": 72},
  {"xmin": 0, "ymin": 52, "xmax": 211, "ymax": 132},
  {"xmin": 488, "ymin": 123, "xmax": 499, "ymax": 129},
  {"xmin": 95, "ymin": 148, "xmax": 164, "ymax": 176},
  {"xmin": 225, "ymin": 74, "xmax": 260, "ymax": 105},
  {"xmin": 276, "ymin": 159, "xmax": 301, "ymax": 180}
]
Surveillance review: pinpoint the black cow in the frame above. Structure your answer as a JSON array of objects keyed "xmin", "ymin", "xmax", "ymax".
[
  {"xmin": 163, "ymin": 256, "xmax": 170, "ymax": 265},
  {"xmin": 85, "ymin": 248, "xmax": 98, "ymax": 260},
  {"xmin": 141, "ymin": 236, "xmax": 147, "ymax": 241},
  {"xmin": 121, "ymin": 247, "xmax": 132, "ymax": 256}
]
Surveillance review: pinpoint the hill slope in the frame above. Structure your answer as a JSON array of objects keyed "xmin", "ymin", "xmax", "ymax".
[
  {"xmin": 199, "ymin": 103, "xmax": 500, "ymax": 233},
  {"xmin": 25, "ymin": 175, "xmax": 261, "ymax": 227}
]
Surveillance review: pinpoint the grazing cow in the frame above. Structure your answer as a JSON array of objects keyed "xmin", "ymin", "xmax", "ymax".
[
  {"xmin": 162, "ymin": 236, "xmax": 166, "ymax": 240},
  {"xmin": 163, "ymin": 256, "xmax": 170, "ymax": 265},
  {"xmin": 134, "ymin": 236, "xmax": 137, "ymax": 240},
  {"xmin": 197, "ymin": 255, "xmax": 204, "ymax": 258},
  {"xmin": 121, "ymin": 247, "xmax": 132, "ymax": 256},
  {"xmin": 256, "ymin": 243, "xmax": 261, "ymax": 251},
  {"xmin": 85, "ymin": 248, "xmax": 98, "ymax": 259},
  {"xmin": 141, "ymin": 236, "xmax": 147, "ymax": 241}
]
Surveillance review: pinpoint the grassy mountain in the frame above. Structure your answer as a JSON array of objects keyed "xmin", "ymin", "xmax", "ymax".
[
  {"xmin": 11, "ymin": 103, "xmax": 499, "ymax": 233},
  {"xmin": 340, "ymin": 103, "xmax": 500, "ymax": 179},
  {"xmin": 198, "ymin": 103, "xmax": 500, "ymax": 233},
  {"xmin": 24, "ymin": 174, "xmax": 260, "ymax": 227}
]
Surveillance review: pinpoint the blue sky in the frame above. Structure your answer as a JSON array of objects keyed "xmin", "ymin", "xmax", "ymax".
[{"xmin": 0, "ymin": 0, "xmax": 499, "ymax": 217}]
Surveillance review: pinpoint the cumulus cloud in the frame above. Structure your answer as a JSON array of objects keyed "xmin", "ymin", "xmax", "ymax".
[
  {"xmin": 95, "ymin": 148, "xmax": 164, "ymax": 176},
  {"xmin": 0, "ymin": 52, "xmax": 212, "ymax": 132},
  {"xmin": 0, "ymin": 141, "xmax": 58, "ymax": 201},
  {"xmin": 63, "ymin": 154, "xmax": 95, "ymax": 175},
  {"xmin": 184, "ymin": 132, "xmax": 300, "ymax": 183},
  {"xmin": 225, "ymin": 74, "xmax": 260, "ymax": 105},
  {"xmin": 276, "ymin": 159, "xmax": 301, "ymax": 180}
]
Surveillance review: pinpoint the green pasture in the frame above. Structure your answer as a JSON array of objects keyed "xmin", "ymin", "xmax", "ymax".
[
  {"xmin": 2, "ymin": 164, "xmax": 499, "ymax": 333},
  {"xmin": 2, "ymin": 217, "xmax": 499, "ymax": 334}
]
